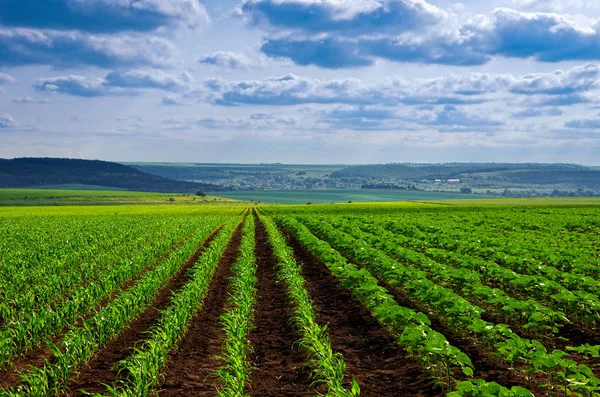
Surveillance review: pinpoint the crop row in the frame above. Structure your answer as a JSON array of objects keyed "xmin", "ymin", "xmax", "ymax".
[
  {"xmin": 292, "ymin": 215, "xmax": 600, "ymax": 396},
  {"xmin": 0, "ymin": 217, "xmax": 238, "ymax": 397},
  {"xmin": 352, "ymin": 215, "xmax": 600, "ymax": 328},
  {"xmin": 0, "ymin": 215, "xmax": 227, "ymax": 370},
  {"xmin": 277, "ymin": 216, "xmax": 535, "ymax": 396},
  {"xmin": 259, "ymin": 213, "xmax": 359, "ymax": 396},
  {"xmin": 215, "ymin": 214, "xmax": 257, "ymax": 396},
  {"xmin": 104, "ymin": 217, "xmax": 242, "ymax": 396}
]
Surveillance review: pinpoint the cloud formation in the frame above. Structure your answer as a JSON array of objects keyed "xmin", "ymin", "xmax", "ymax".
[
  {"xmin": 0, "ymin": 0, "xmax": 209, "ymax": 33},
  {"xmin": 0, "ymin": 113, "xmax": 18, "ymax": 128},
  {"xmin": 0, "ymin": 28, "xmax": 177, "ymax": 68},
  {"xmin": 199, "ymin": 51, "xmax": 261, "ymax": 70},
  {"xmin": 241, "ymin": 1, "xmax": 600, "ymax": 68},
  {"xmin": 34, "ymin": 70, "xmax": 193, "ymax": 97},
  {"xmin": 240, "ymin": 0, "xmax": 444, "ymax": 35},
  {"xmin": 198, "ymin": 64, "xmax": 600, "ymax": 108}
]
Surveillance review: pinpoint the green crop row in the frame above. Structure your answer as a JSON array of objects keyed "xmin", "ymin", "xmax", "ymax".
[
  {"xmin": 355, "ymin": 215, "xmax": 600, "ymax": 327},
  {"xmin": 293, "ymin": 216, "xmax": 598, "ymax": 396},
  {"xmin": 323, "ymin": 216, "xmax": 568, "ymax": 336},
  {"xmin": 0, "ymin": 216, "xmax": 226, "ymax": 370},
  {"xmin": 279, "ymin": 217, "xmax": 504, "ymax": 395},
  {"xmin": 0, "ymin": 218, "xmax": 234, "ymax": 397},
  {"xmin": 215, "ymin": 215, "xmax": 257, "ymax": 397},
  {"xmin": 259, "ymin": 213, "xmax": 359, "ymax": 396},
  {"xmin": 103, "ymin": 217, "xmax": 242, "ymax": 397}
]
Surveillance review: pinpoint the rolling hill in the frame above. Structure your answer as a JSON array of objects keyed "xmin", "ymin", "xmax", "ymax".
[{"xmin": 0, "ymin": 158, "xmax": 223, "ymax": 193}]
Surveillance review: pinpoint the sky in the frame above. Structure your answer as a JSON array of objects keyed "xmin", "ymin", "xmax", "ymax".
[{"xmin": 2, "ymin": 0, "xmax": 600, "ymax": 164}]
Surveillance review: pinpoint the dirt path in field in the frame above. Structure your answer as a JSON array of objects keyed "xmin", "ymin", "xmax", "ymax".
[
  {"xmin": 284, "ymin": 229, "xmax": 442, "ymax": 397},
  {"xmin": 156, "ymin": 224, "xmax": 243, "ymax": 397},
  {"xmin": 62, "ymin": 224, "xmax": 233, "ymax": 397},
  {"xmin": 0, "ymin": 227, "xmax": 222, "ymax": 391},
  {"xmin": 246, "ymin": 216, "xmax": 313, "ymax": 397}
]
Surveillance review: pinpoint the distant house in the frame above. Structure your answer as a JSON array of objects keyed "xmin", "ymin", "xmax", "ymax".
[
  {"xmin": 447, "ymin": 179, "xmax": 461, "ymax": 184},
  {"xmin": 435, "ymin": 179, "xmax": 442, "ymax": 183}
]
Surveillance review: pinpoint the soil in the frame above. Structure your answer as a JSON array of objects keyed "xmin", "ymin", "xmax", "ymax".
[
  {"xmin": 62, "ymin": 225, "xmax": 231, "ymax": 396},
  {"xmin": 156, "ymin": 224, "xmax": 243, "ymax": 397},
  {"xmin": 246, "ymin": 216, "xmax": 314, "ymax": 397},
  {"xmin": 284, "ymin": 229, "xmax": 442, "ymax": 397}
]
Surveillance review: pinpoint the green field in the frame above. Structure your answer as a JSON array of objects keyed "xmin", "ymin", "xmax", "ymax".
[
  {"xmin": 0, "ymin": 188, "xmax": 240, "ymax": 206},
  {"xmin": 213, "ymin": 189, "xmax": 488, "ymax": 204},
  {"xmin": 1, "ymin": 200, "xmax": 600, "ymax": 396},
  {"xmin": 24, "ymin": 184, "xmax": 129, "ymax": 191}
]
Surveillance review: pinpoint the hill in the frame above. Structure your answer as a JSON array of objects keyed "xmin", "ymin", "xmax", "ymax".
[
  {"xmin": 0, "ymin": 158, "xmax": 223, "ymax": 193},
  {"xmin": 329, "ymin": 164, "xmax": 429, "ymax": 180}
]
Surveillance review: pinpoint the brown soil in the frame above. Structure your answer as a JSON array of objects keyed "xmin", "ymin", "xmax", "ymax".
[
  {"xmin": 156, "ymin": 224, "xmax": 243, "ymax": 397},
  {"xmin": 62, "ymin": 225, "xmax": 230, "ymax": 396},
  {"xmin": 0, "ymin": 229, "xmax": 219, "ymax": 391},
  {"xmin": 246, "ymin": 216, "xmax": 313, "ymax": 397},
  {"xmin": 284, "ymin": 229, "xmax": 442, "ymax": 397}
]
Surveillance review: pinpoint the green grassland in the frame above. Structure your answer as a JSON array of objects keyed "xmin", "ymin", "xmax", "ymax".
[
  {"xmin": 0, "ymin": 188, "xmax": 240, "ymax": 206},
  {"xmin": 215, "ymin": 189, "xmax": 488, "ymax": 204}
]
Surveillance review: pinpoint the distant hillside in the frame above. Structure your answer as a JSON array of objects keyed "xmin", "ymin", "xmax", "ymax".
[
  {"xmin": 0, "ymin": 158, "xmax": 223, "ymax": 193},
  {"xmin": 329, "ymin": 164, "xmax": 429, "ymax": 180}
]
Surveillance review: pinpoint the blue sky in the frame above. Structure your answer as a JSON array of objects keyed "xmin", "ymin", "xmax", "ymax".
[{"xmin": 2, "ymin": 0, "xmax": 600, "ymax": 164}]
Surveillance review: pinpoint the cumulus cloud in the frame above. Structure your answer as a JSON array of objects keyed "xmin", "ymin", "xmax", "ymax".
[
  {"xmin": 34, "ymin": 75, "xmax": 116, "ymax": 97},
  {"xmin": 241, "ymin": 0, "xmax": 600, "ymax": 68},
  {"xmin": 0, "ymin": 28, "xmax": 177, "ymax": 68},
  {"xmin": 239, "ymin": 0, "xmax": 445, "ymax": 35},
  {"xmin": 199, "ymin": 51, "xmax": 262, "ymax": 70},
  {"xmin": 506, "ymin": 0, "xmax": 600, "ymax": 12},
  {"xmin": 0, "ymin": 0, "xmax": 209, "ymax": 33},
  {"xmin": 105, "ymin": 70, "xmax": 193, "ymax": 91},
  {"xmin": 0, "ymin": 113, "xmax": 18, "ymax": 128},
  {"xmin": 196, "ymin": 115, "xmax": 297, "ymax": 130},
  {"xmin": 201, "ymin": 64, "xmax": 599, "ymax": 107},
  {"xmin": 34, "ymin": 70, "xmax": 192, "ymax": 97},
  {"xmin": 509, "ymin": 64, "xmax": 600, "ymax": 95}
]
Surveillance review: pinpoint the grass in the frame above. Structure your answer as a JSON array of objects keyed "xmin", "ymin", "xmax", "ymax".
[
  {"xmin": 429, "ymin": 197, "xmax": 600, "ymax": 206},
  {"xmin": 0, "ymin": 188, "xmax": 240, "ymax": 206},
  {"xmin": 212, "ymin": 189, "xmax": 486, "ymax": 204}
]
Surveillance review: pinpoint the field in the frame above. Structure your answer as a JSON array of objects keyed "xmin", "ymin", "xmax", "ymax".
[
  {"xmin": 0, "ymin": 202, "xmax": 599, "ymax": 396},
  {"xmin": 0, "ymin": 188, "xmax": 240, "ymax": 206},
  {"xmin": 214, "ymin": 188, "xmax": 485, "ymax": 204}
]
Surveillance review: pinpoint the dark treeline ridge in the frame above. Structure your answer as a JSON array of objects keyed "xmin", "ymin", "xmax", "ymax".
[{"xmin": 0, "ymin": 158, "xmax": 224, "ymax": 193}]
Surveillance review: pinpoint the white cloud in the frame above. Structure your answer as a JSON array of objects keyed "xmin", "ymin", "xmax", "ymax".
[
  {"xmin": 199, "ymin": 51, "xmax": 262, "ymax": 70},
  {"xmin": 0, "ymin": 113, "xmax": 18, "ymax": 128},
  {"xmin": 34, "ymin": 70, "xmax": 193, "ymax": 97},
  {"xmin": 0, "ymin": 28, "xmax": 178, "ymax": 68}
]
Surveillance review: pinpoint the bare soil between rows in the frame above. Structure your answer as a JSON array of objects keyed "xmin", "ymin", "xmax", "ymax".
[
  {"xmin": 283, "ymin": 228, "xmax": 442, "ymax": 397},
  {"xmin": 62, "ymin": 225, "xmax": 228, "ymax": 396},
  {"xmin": 156, "ymin": 223, "xmax": 243, "ymax": 397},
  {"xmin": 246, "ymin": 215, "xmax": 314, "ymax": 397}
]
